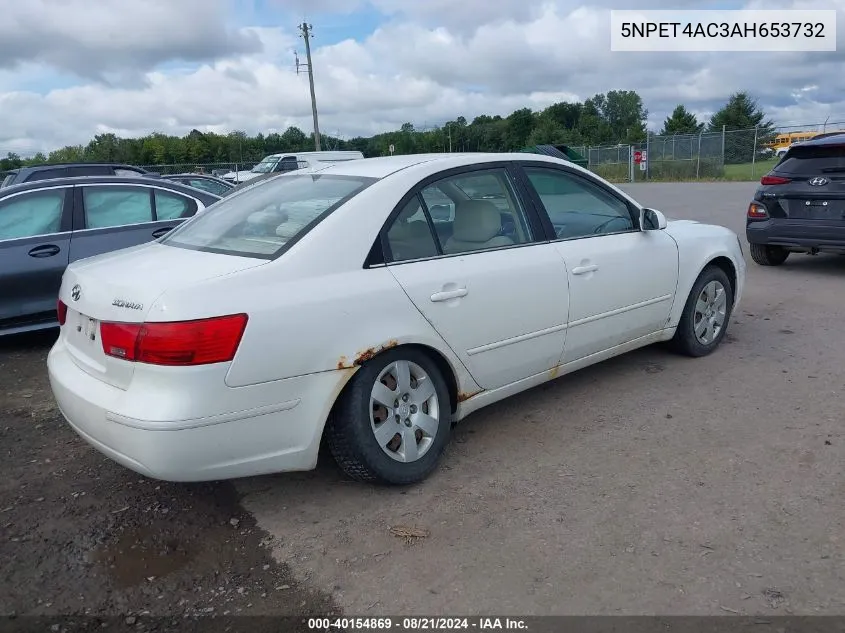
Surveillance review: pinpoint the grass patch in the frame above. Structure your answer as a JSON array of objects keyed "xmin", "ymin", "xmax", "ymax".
[{"xmin": 723, "ymin": 159, "xmax": 778, "ymax": 181}]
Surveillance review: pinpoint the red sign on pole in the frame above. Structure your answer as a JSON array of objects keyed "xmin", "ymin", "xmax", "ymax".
[{"xmin": 634, "ymin": 150, "xmax": 643, "ymax": 164}]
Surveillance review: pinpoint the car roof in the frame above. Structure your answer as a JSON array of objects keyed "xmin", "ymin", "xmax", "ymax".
[
  {"xmin": 168, "ymin": 173, "xmax": 230, "ymax": 180},
  {"xmin": 16, "ymin": 162, "xmax": 145, "ymax": 172},
  {"xmin": 0, "ymin": 175, "xmax": 222, "ymax": 199},
  {"xmin": 797, "ymin": 132, "xmax": 845, "ymax": 147},
  {"xmin": 302, "ymin": 152, "xmax": 579, "ymax": 179}
]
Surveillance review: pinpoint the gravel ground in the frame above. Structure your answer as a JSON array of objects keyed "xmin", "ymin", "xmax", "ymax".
[
  {"xmin": 0, "ymin": 333, "xmax": 337, "ymax": 630},
  {"xmin": 0, "ymin": 182, "xmax": 843, "ymax": 624}
]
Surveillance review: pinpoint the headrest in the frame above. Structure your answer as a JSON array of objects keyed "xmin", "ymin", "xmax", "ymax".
[
  {"xmin": 389, "ymin": 219, "xmax": 431, "ymax": 241},
  {"xmin": 451, "ymin": 200, "xmax": 502, "ymax": 242}
]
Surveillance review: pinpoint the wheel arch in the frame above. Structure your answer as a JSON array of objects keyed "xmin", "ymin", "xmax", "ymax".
[
  {"xmin": 668, "ymin": 249, "xmax": 741, "ymax": 330},
  {"xmin": 705, "ymin": 255, "xmax": 737, "ymax": 297},
  {"xmin": 322, "ymin": 341, "xmax": 463, "ymax": 453}
]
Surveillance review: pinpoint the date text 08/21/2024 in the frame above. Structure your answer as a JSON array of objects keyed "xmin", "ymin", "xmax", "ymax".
[{"xmin": 306, "ymin": 617, "xmax": 528, "ymax": 630}]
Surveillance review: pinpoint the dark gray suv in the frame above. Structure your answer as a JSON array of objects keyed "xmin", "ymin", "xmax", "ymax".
[
  {"xmin": 0, "ymin": 175, "xmax": 220, "ymax": 336},
  {"xmin": 1, "ymin": 163, "xmax": 153, "ymax": 189},
  {"xmin": 746, "ymin": 132, "xmax": 845, "ymax": 265}
]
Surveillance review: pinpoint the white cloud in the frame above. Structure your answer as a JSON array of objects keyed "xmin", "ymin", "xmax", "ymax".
[{"xmin": 1, "ymin": 0, "xmax": 844, "ymax": 156}]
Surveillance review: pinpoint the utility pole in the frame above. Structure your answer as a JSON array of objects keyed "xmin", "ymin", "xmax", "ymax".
[{"xmin": 296, "ymin": 22, "xmax": 321, "ymax": 151}]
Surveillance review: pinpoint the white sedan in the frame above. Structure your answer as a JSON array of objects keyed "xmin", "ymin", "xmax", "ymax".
[{"xmin": 48, "ymin": 153, "xmax": 746, "ymax": 485}]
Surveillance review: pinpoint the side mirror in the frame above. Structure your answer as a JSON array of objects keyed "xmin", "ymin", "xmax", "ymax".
[{"xmin": 641, "ymin": 207, "xmax": 668, "ymax": 231}]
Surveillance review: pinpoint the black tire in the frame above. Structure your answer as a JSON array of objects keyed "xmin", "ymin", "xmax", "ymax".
[
  {"xmin": 749, "ymin": 243, "xmax": 789, "ymax": 266},
  {"xmin": 325, "ymin": 347, "xmax": 452, "ymax": 485},
  {"xmin": 671, "ymin": 265, "xmax": 734, "ymax": 358}
]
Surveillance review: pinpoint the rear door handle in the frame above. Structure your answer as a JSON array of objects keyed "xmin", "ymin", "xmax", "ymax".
[
  {"xmin": 430, "ymin": 288, "xmax": 468, "ymax": 302},
  {"xmin": 572, "ymin": 264, "xmax": 598, "ymax": 275},
  {"xmin": 152, "ymin": 227, "xmax": 173, "ymax": 238},
  {"xmin": 28, "ymin": 244, "xmax": 61, "ymax": 258}
]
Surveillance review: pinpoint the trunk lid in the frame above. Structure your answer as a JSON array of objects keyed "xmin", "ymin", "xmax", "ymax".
[
  {"xmin": 769, "ymin": 144, "xmax": 845, "ymax": 220},
  {"xmin": 772, "ymin": 176, "xmax": 845, "ymax": 220},
  {"xmin": 60, "ymin": 242, "xmax": 266, "ymax": 390}
]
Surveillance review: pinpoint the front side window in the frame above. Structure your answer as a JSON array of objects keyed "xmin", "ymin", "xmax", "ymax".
[
  {"xmin": 0, "ymin": 190, "xmax": 66, "ymax": 240},
  {"xmin": 251, "ymin": 157, "xmax": 281, "ymax": 173},
  {"xmin": 160, "ymin": 174, "xmax": 374, "ymax": 259},
  {"xmin": 523, "ymin": 167, "xmax": 635, "ymax": 239},
  {"xmin": 83, "ymin": 186, "xmax": 153, "ymax": 229}
]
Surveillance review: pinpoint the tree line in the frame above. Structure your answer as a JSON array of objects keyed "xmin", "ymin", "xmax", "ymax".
[{"xmin": 1, "ymin": 91, "xmax": 775, "ymax": 171}]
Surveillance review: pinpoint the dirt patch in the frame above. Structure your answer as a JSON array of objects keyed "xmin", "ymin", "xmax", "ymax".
[{"xmin": 0, "ymin": 331, "xmax": 339, "ymax": 630}]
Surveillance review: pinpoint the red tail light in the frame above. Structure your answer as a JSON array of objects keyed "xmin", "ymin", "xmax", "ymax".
[
  {"xmin": 100, "ymin": 314, "xmax": 248, "ymax": 366},
  {"xmin": 57, "ymin": 300, "xmax": 67, "ymax": 326},
  {"xmin": 747, "ymin": 203, "xmax": 768, "ymax": 219},
  {"xmin": 760, "ymin": 175, "xmax": 791, "ymax": 185}
]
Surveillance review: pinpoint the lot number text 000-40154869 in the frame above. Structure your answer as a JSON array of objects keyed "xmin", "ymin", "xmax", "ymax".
[{"xmin": 610, "ymin": 9, "xmax": 837, "ymax": 52}]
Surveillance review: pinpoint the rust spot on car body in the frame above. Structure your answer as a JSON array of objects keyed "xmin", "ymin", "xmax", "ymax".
[
  {"xmin": 457, "ymin": 390, "xmax": 483, "ymax": 403},
  {"xmin": 351, "ymin": 340, "xmax": 399, "ymax": 366},
  {"xmin": 549, "ymin": 365, "xmax": 561, "ymax": 379},
  {"xmin": 336, "ymin": 356, "xmax": 349, "ymax": 370}
]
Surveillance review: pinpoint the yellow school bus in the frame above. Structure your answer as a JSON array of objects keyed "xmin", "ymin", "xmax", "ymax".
[{"xmin": 767, "ymin": 131, "xmax": 819, "ymax": 156}]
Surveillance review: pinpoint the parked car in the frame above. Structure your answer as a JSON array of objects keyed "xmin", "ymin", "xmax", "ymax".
[
  {"xmin": 1, "ymin": 163, "xmax": 154, "ymax": 189},
  {"xmin": 48, "ymin": 153, "xmax": 745, "ymax": 485},
  {"xmin": 0, "ymin": 176, "xmax": 220, "ymax": 336},
  {"xmin": 221, "ymin": 151, "xmax": 364, "ymax": 183},
  {"xmin": 746, "ymin": 132, "xmax": 845, "ymax": 265},
  {"xmin": 164, "ymin": 173, "xmax": 235, "ymax": 196}
]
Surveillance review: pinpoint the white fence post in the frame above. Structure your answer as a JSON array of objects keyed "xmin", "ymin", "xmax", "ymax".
[
  {"xmin": 751, "ymin": 125, "xmax": 759, "ymax": 179},
  {"xmin": 696, "ymin": 132, "xmax": 702, "ymax": 179}
]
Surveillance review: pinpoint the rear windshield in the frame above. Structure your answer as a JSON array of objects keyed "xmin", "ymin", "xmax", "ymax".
[
  {"xmin": 1, "ymin": 174, "xmax": 15, "ymax": 188},
  {"xmin": 776, "ymin": 145, "xmax": 845, "ymax": 175},
  {"xmin": 160, "ymin": 174, "xmax": 374, "ymax": 259}
]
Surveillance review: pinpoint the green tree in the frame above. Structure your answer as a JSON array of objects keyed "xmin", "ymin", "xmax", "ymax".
[
  {"xmin": 659, "ymin": 105, "xmax": 704, "ymax": 136},
  {"xmin": 708, "ymin": 92, "xmax": 776, "ymax": 164},
  {"xmin": 707, "ymin": 91, "xmax": 774, "ymax": 132}
]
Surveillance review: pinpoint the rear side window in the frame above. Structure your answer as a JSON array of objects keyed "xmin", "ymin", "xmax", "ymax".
[
  {"xmin": 386, "ymin": 196, "xmax": 439, "ymax": 262},
  {"xmin": 1, "ymin": 174, "xmax": 16, "ymax": 188},
  {"xmin": 776, "ymin": 145, "xmax": 845, "ymax": 175},
  {"xmin": 114, "ymin": 167, "xmax": 144, "ymax": 176},
  {"xmin": 0, "ymin": 190, "xmax": 66, "ymax": 240},
  {"xmin": 83, "ymin": 186, "xmax": 153, "ymax": 229},
  {"xmin": 26, "ymin": 168, "xmax": 68, "ymax": 182},
  {"xmin": 68, "ymin": 165, "xmax": 112, "ymax": 177},
  {"xmin": 161, "ymin": 174, "xmax": 374, "ymax": 259},
  {"xmin": 155, "ymin": 190, "xmax": 197, "ymax": 220},
  {"xmin": 187, "ymin": 178, "xmax": 230, "ymax": 196}
]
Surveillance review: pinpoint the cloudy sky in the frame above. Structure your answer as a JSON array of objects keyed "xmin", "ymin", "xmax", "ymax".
[{"xmin": 1, "ymin": 0, "xmax": 843, "ymax": 156}]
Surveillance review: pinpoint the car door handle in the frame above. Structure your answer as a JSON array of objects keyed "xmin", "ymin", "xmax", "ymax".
[
  {"xmin": 572, "ymin": 264, "xmax": 598, "ymax": 275},
  {"xmin": 28, "ymin": 244, "xmax": 61, "ymax": 258},
  {"xmin": 152, "ymin": 227, "xmax": 173, "ymax": 238},
  {"xmin": 430, "ymin": 288, "xmax": 468, "ymax": 302}
]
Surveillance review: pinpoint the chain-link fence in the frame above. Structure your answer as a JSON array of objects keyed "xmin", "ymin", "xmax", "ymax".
[
  {"xmin": 138, "ymin": 121, "xmax": 845, "ymax": 183},
  {"xmin": 578, "ymin": 121, "xmax": 845, "ymax": 182},
  {"xmin": 138, "ymin": 162, "xmax": 257, "ymax": 176}
]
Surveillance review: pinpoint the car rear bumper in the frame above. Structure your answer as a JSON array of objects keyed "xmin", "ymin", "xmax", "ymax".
[
  {"xmin": 746, "ymin": 218, "xmax": 845, "ymax": 251},
  {"xmin": 47, "ymin": 335, "xmax": 355, "ymax": 482}
]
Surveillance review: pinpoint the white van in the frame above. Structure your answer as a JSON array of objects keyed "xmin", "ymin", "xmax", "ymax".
[{"xmin": 222, "ymin": 151, "xmax": 364, "ymax": 183}]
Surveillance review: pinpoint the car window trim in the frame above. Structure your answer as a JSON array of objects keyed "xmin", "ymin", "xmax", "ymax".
[
  {"xmin": 372, "ymin": 161, "xmax": 550, "ymax": 268},
  {"xmin": 513, "ymin": 161, "xmax": 643, "ymax": 241},
  {"xmin": 0, "ymin": 185, "xmax": 74, "ymax": 243}
]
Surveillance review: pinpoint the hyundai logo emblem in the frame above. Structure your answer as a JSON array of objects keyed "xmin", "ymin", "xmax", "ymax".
[
  {"xmin": 71, "ymin": 284, "xmax": 81, "ymax": 301},
  {"xmin": 809, "ymin": 177, "xmax": 829, "ymax": 186}
]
